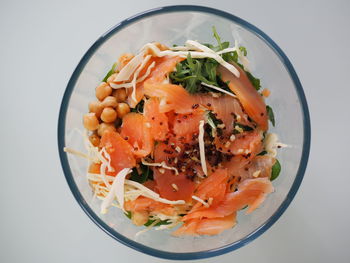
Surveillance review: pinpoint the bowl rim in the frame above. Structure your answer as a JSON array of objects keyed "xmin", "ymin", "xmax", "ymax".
[{"xmin": 57, "ymin": 5, "xmax": 311, "ymax": 260}]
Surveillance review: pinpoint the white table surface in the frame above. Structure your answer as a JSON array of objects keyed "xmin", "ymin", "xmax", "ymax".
[{"xmin": 1, "ymin": 0, "xmax": 349, "ymax": 262}]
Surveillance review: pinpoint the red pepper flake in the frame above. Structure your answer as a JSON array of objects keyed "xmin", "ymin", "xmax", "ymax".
[
  {"xmin": 160, "ymin": 122, "xmax": 163, "ymax": 125},
  {"xmin": 192, "ymin": 104, "xmax": 199, "ymax": 109}
]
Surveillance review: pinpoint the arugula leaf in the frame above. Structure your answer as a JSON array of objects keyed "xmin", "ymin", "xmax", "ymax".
[
  {"xmin": 257, "ymin": 150, "xmax": 268, "ymax": 156},
  {"xmin": 125, "ymin": 211, "xmax": 171, "ymax": 227},
  {"xmin": 131, "ymin": 99, "xmax": 145, "ymax": 113},
  {"xmin": 235, "ymin": 123, "xmax": 253, "ymax": 131},
  {"xmin": 124, "ymin": 211, "xmax": 132, "ymax": 219},
  {"xmin": 102, "ymin": 62, "xmax": 117, "ymax": 82},
  {"xmin": 246, "ymin": 71, "xmax": 261, "ymax": 90},
  {"xmin": 129, "ymin": 164, "xmax": 153, "ymax": 184},
  {"xmin": 239, "ymin": 46, "xmax": 248, "ymax": 56},
  {"xmin": 266, "ymin": 105, "xmax": 275, "ymax": 126},
  {"xmin": 212, "ymin": 26, "xmax": 223, "ymax": 51},
  {"xmin": 170, "ymin": 53, "xmax": 220, "ymax": 94},
  {"xmin": 270, "ymin": 159, "xmax": 281, "ymax": 181}
]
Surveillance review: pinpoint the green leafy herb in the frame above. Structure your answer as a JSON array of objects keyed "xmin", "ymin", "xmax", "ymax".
[
  {"xmin": 124, "ymin": 211, "xmax": 132, "ymax": 219},
  {"xmin": 239, "ymin": 46, "xmax": 248, "ymax": 56},
  {"xmin": 212, "ymin": 26, "xmax": 223, "ymax": 50},
  {"xmin": 266, "ymin": 105, "xmax": 275, "ymax": 126},
  {"xmin": 257, "ymin": 150, "xmax": 268, "ymax": 156},
  {"xmin": 129, "ymin": 164, "xmax": 153, "ymax": 184},
  {"xmin": 206, "ymin": 111, "xmax": 218, "ymax": 130},
  {"xmin": 169, "ymin": 26, "xmax": 262, "ymax": 96},
  {"xmin": 144, "ymin": 219, "xmax": 171, "ymax": 227},
  {"xmin": 246, "ymin": 71, "xmax": 261, "ymax": 90},
  {"xmin": 125, "ymin": 212, "xmax": 171, "ymax": 227},
  {"xmin": 241, "ymin": 205, "xmax": 248, "ymax": 210},
  {"xmin": 270, "ymin": 159, "xmax": 281, "ymax": 181},
  {"xmin": 169, "ymin": 53, "xmax": 220, "ymax": 94},
  {"xmin": 131, "ymin": 99, "xmax": 145, "ymax": 113},
  {"xmin": 233, "ymin": 123, "xmax": 254, "ymax": 134},
  {"xmin": 102, "ymin": 62, "xmax": 117, "ymax": 82}
]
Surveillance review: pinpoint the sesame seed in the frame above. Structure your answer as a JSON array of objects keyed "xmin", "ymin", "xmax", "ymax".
[
  {"xmin": 171, "ymin": 183, "xmax": 179, "ymax": 191},
  {"xmin": 230, "ymin": 134, "xmax": 236, "ymax": 141},
  {"xmin": 159, "ymin": 168, "xmax": 165, "ymax": 174},
  {"xmin": 224, "ymin": 141, "xmax": 231, "ymax": 148},
  {"xmin": 217, "ymin": 124, "xmax": 225, "ymax": 129},
  {"xmin": 175, "ymin": 146, "xmax": 181, "ymax": 153},
  {"xmin": 252, "ymin": 170, "xmax": 261, "ymax": 178}
]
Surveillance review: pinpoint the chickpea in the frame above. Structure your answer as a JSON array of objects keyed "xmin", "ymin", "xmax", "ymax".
[
  {"xmin": 101, "ymin": 96, "xmax": 118, "ymax": 108},
  {"xmin": 89, "ymin": 133, "xmax": 100, "ymax": 147},
  {"xmin": 116, "ymin": 103, "xmax": 130, "ymax": 118},
  {"xmin": 88, "ymin": 101, "xmax": 103, "ymax": 118},
  {"xmin": 107, "ymin": 72, "xmax": 117, "ymax": 83},
  {"xmin": 112, "ymin": 88, "xmax": 127, "ymax": 102},
  {"xmin": 83, "ymin": 113, "xmax": 99, "ymax": 131},
  {"xmin": 97, "ymin": 122, "xmax": 116, "ymax": 137},
  {"xmin": 101, "ymin": 107, "xmax": 117, "ymax": 123},
  {"xmin": 96, "ymin": 82, "xmax": 112, "ymax": 101},
  {"xmin": 131, "ymin": 211, "xmax": 149, "ymax": 226}
]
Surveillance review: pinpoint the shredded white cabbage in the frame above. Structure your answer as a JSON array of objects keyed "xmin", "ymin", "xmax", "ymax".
[
  {"xmin": 125, "ymin": 180, "xmax": 185, "ymax": 205},
  {"xmin": 63, "ymin": 147, "xmax": 95, "ymax": 162},
  {"xmin": 198, "ymin": 120, "xmax": 208, "ymax": 176},
  {"xmin": 101, "ymin": 168, "xmax": 131, "ymax": 214},
  {"xmin": 235, "ymin": 40, "xmax": 250, "ymax": 72},
  {"xmin": 142, "ymin": 42, "xmax": 240, "ymax": 78},
  {"xmin": 109, "ymin": 61, "xmax": 156, "ymax": 89},
  {"xmin": 114, "ymin": 52, "xmax": 144, "ymax": 82},
  {"xmin": 141, "ymin": 159, "xmax": 179, "ymax": 175},
  {"xmin": 201, "ymin": 82, "xmax": 237, "ymax": 98},
  {"xmin": 192, "ymin": 195, "xmax": 209, "ymax": 208},
  {"xmin": 130, "ymin": 55, "xmax": 152, "ymax": 102},
  {"xmin": 135, "ymin": 219, "xmax": 160, "ymax": 237},
  {"xmin": 264, "ymin": 133, "xmax": 288, "ymax": 157}
]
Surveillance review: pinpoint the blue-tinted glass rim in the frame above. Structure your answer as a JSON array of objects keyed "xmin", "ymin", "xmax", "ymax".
[{"xmin": 57, "ymin": 5, "xmax": 311, "ymax": 260}]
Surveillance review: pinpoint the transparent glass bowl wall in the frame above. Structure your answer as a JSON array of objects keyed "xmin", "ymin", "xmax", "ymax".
[{"xmin": 58, "ymin": 6, "xmax": 310, "ymax": 260}]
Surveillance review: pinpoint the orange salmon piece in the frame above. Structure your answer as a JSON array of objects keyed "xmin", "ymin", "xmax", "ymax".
[{"xmin": 100, "ymin": 131, "xmax": 136, "ymax": 174}]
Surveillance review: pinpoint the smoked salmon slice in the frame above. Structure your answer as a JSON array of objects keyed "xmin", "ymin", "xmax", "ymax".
[
  {"xmin": 182, "ymin": 178, "xmax": 273, "ymax": 221},
  {"xmin": 217, "ymin": 64, "xmax": 268, "ymax": 130},
  {"xmin": 128, "ymin": 56, "xmax": 184, "ymax": 107},
  {"xmin": 173, "ymin": 213, "xmax": 236, "ymax": 236},
  {"xmin": 144, "ymin": 97, "xmax": 169, "ymax": 141},
  {"xmin": 120, "ymin": 113, "xmax": 153, "ymax": 158},
  {"xmin": 100, "ymin": 130, "xmax": 136, "ymax": 174}
]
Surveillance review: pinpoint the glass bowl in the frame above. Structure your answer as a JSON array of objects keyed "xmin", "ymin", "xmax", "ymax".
[{"xmin": 57, "ymin": 5, "xmax": 311, "ymax": 260}]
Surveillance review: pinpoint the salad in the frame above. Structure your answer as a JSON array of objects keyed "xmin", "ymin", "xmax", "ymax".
[{"xmin": 65, "ymin": 27, "xmax": 285, "ymax": 236}]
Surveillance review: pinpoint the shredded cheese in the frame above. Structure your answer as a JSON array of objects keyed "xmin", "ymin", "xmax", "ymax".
[
  {"xmin": 141, "ymin": 159, "xmax": 179, "ymax": 175},
  {"xmin": 201, "ymin": 82, "xmax": 237, "ymax": 98},
  {"xmin": 192, "ymin": 195, "xmax": 209, "ymax": 208},
  {"xmin": 100, "ymin": 168, "xmax": 131, "ymax": 214},
  {"xmin": 198, "ymin": 120, "xmax": 207, "ymax": 176}
]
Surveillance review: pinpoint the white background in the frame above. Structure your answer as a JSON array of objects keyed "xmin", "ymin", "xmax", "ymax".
[{"xmin": 1, "ymin": 0, "xmax": 349, "ymax": 262}]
